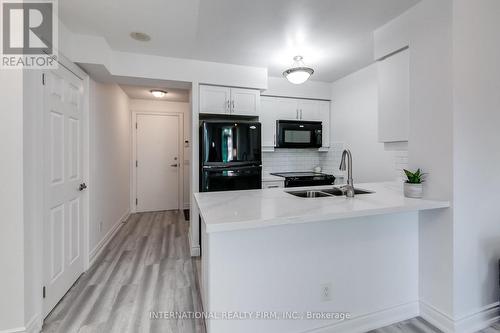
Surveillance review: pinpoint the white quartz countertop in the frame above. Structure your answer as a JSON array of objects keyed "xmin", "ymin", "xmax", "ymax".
[{"xmin": 194, "ymin": 182, "xmax": 450, "ymax": 233}]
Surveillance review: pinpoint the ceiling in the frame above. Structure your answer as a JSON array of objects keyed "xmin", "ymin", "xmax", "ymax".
[
  {"xmin": 60, "ymin": 0, "xmax": 419, "ymax": 82},
  {"xmin": 120, "ymin": 85, "xmax": 190, "ymax": 102}
]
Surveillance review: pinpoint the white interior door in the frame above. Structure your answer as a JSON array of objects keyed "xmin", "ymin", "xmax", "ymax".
[
  {"xmin": 136, "ymin": 114, "xmax": 180, "ymax": 212},
  {"xmin": 43, "ymin": 66, "xmax": 85, "ymax": 317}
]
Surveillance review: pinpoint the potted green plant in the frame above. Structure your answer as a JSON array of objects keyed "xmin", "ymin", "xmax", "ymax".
[{"xmin": 403, "ymin": 169, "xmax": 425, "ymax": 198}]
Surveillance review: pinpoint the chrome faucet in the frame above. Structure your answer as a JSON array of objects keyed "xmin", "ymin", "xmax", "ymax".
[{"xmin": 339, "ymin": 149, "xmax": 355, "ymax": 198}]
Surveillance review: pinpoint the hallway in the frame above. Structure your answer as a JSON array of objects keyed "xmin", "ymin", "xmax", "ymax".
[{"xmin": 42, "ymin": 211, "xmax": 205, "ymax": 333}]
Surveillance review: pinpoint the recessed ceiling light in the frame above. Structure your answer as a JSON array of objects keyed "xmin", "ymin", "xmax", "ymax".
[
  {"xmin": 283, "ymin": 56, "xmax": 314, "ymax": 85},
  {"xmin": 130, "ymin": 32, "xmax": 151, "ymax": 42},
  {"xmin": 150, "ymin": 90, "xmax": 167, "ymax": 98}
]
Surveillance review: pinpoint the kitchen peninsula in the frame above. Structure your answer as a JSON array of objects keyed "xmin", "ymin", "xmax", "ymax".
[{"xmin": 195, "ymin": 182, "xmax": 449, "ymax": 333}]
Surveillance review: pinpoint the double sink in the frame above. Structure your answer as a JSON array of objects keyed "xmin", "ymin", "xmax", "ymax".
[{"xmin": 287, "ymin": 187, "xmax": 374, "ymax": 198}]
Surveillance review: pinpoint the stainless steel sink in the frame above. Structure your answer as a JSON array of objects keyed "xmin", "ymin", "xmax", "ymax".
[
  {"xmin": 286, "ymin": 187, "xmax": 374, "ymax": 198},
  {"xmin": 286, "ymin": 190, "xmax": 333, "ymax": 198},
  {"xmin": 321, "ymin": 188, "xmax": 374, "ymax": 196}
]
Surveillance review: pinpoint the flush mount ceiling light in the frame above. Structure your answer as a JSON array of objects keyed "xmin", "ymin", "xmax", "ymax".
[
  {"xmin": 282, "ymin": 56, "xmax": 315, "ymax": 85},
  {"xmin": 150, "ymin": 90, "xmax": 167, "ymax": 98},
  {"xmin": 130, "ymin": 32, "xmax": 151, "ymax": 42}
]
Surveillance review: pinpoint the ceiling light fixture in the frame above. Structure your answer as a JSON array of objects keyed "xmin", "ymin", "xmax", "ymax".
[
  {"xmin": 130, "ymin": 32, "xmax": 151, "ymax": 42},
  {"xmin": 150, "ymin": 90, "xmax": 167, "ymax": 98},
  {"xmin": 283, "ymin": 56, "xmax": 314, "ymax": 85}
]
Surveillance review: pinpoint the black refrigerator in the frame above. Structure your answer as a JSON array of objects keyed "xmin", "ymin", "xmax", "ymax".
[{"xmin": 200, "ymin": 121, "xmax": 262, "ymax": 192}]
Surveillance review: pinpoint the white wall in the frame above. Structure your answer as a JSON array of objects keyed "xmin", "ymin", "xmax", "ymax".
[
  {"xmin": 89, "ymin": 81, "xmax": 131, "ymax": 255},
  {"xmin": 452, "ymin": 0, "xmax": 500, "ymax": 321},
  {"xmin": 129, "ymin": 99, "xmax": 192, "ymax": 209},
  {"xmin": 264, "ymin": 76, "xmax": 332, "ymax": 100},
  {"xmin": 331, "ymin": 64, "xmax": 398, "ymax": 183},
  {"xmin": 0, "ymin": 71, "xmax": 25, "ymax": 331},
  {"xmin": 406, "ymin": 0, "xmax": 455, "ymax": 322}
]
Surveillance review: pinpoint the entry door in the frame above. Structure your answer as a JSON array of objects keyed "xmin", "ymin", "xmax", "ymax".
[
  {"xmin": 43, "ymin": 66, "xmax": 85, "ymax": 317},
  {"xmin": 136, "ymin": 114, "xmax": 180, "ymax": 212}
]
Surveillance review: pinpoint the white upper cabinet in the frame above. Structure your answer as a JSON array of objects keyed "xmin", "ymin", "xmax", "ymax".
[
  {"xmin": 199, "ymin": 85, "xmax": 260, "ymax": 116},
  {"xmin": 260, "ymin": 97, "xmax": 278, "ymax": 148},
  {"xmin": 377, "ymin": 48, "xmax": 409, "ymax": 142},
  {"xmin": 297, "ymin": 99, "xmax": 322, "ymax": 121},
  {"xmin": 274, "ymin": 97, "xmax": 300, "ymax": 120},
  {"xmin": 199, "ymin": 85, "xmax": 231, "ymax": 115},
  {"xmin": 231, "ymin": 88, "xmax": 260, "ymax": 116},
  {"xmin": 318, "ymin": 101, "xmax": 331, "ymax": 148}
]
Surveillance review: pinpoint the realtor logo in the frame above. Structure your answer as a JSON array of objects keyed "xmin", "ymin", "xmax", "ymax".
[{"xmin": 1, "ymin": 0, "xmax": 58, "ymax": 69}]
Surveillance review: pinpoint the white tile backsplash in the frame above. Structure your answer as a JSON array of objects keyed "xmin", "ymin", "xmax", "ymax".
[
  {"xmin": 263, "ymin": 141, "xmax": 408, "ymax": 184},
  {"xmin": 262, "ymin": 142, "xmax": 346, "ymax": 180}
]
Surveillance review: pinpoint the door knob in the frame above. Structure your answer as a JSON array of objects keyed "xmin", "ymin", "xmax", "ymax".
[
  {"xmin": 79, "ymin": 183, "xmax": 87, "ymax": 191},
  {"xmin": 170, "ymin": 164, "xmax": 178, "ymax": 167}
]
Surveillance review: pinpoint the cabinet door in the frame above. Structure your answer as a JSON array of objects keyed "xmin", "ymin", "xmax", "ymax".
[
  {"xmin": 377, "ymin": 48, "xmax": 409, "ymax": 142},
  {"xmin": 297, "ymin": 99, "xmax": 322, "ymax": 121},
  {"xmin": 318, "ymin": 101, "xmax": 331, "ymax": 148},
  {"xmin": 261, "ymin": 97, "xmax": 278, "ymax": 148},
  {"xmin": 262, "ymin": 180, "xmax": 284, "ymax": 189},
  {"xmin": 200, "ymin": 85, "xmax": 230, "ymax": 115},
  {"xmin": 231, "ymin": 88, "xmax": 260, "ymax": 116},
  {"xmin": 273, "ymin": 97, "xmax": 299, "ymax": 120}
]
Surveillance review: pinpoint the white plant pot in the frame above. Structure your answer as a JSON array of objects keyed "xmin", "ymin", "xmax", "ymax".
[{"xmin": 404, "ymin": 183, "xmax": 423, "ymax": 198}]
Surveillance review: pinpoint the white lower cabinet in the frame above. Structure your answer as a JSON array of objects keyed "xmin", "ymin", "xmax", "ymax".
[
  {"xmin": 262, "ymin": 180, "xmax": 284, "ymax": 189},
  {"xmin": 260, "ymin": 96, "xmax": 331, "ymax": 149}
]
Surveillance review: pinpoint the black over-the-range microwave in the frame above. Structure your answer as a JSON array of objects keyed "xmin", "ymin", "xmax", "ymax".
[{"xmin": 275, "ymin": 120, "xmax": 322, "ymax": 148}]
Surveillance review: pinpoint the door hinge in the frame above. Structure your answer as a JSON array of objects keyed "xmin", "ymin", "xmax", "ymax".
[
  {"xmin": 42, "ymin": 73, "xmax": 46, "ymax": 85},
  {"xmin": 43, "ymin": 286, "xmax": 46, "ymax": 298},
  {"xmin": 136, "ymin": 198, "xmax": 138, "ymax": 206},
  {"xmin": 136, "ymin": 160, "xmax": 138, "ymax": 167}
]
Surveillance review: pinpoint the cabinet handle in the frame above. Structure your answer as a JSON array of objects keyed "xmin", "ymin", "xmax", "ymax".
[
  {"xmin": 267, "ymin": 185, "xmax": 280, "ymax": 188},
  {"xmin": 301, "ymin": 109, "xmax": 303, "ymax": 119},
  {"xmin": 227, "ymin": 100, "xmax": 230, "ymax": 113},
  {"xmin": 296, "ymin": 109, "xmax": 299, "ymax": 119},
  {"xmin": 231, "ymin": 100, "xmax": 235, "ymax": 112}
]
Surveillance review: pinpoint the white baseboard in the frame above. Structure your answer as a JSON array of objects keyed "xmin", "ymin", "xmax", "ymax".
[
  {"xmin": 419, "ymin": 301, "xmax": 455, "ymax": 332},
  {"xmin": 0, "ymin": 327, "xmax": 25, "ymax": 333},
  {"xmin": 454, "ymin": 302, "xmax": 499, "ymax": 333},
  {"xmin": 0, "ymin": 314, "xmax": 42, "ymax": 333},
  {"xmin": 89, "ymin": 210, "xmax": 130, "ymax": 267},
  {"xmin": 191, "ymin": 246, "xmax": 201, "ymax": 257},
  {"xmin": 420, "ymin": 300, "xmax": 500, "ymax": 333},
  {"xmin": 25, "ymin": 314, "xmax": 42, "ymax": 333},
  {"xmin": 302, "ymin": 301, "xmax": 419, "ymax": 333}
]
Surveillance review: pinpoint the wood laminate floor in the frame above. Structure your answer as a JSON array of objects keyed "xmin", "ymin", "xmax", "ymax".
[
  {"xmin": 372, "ymin": 318, "xmax": 500, "ymax": 333},
  {"xmin": 43, "ymin": 210, "xmax": 205, "ymax": 333},
  {"xmin": 42, "ymin": 211, "xmax": 500, "ymax": 333}
]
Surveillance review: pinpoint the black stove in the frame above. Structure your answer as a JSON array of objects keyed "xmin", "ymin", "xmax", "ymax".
[{"xmin": 270, "ymin": 172, "xmax": 336, "ymax": 188}]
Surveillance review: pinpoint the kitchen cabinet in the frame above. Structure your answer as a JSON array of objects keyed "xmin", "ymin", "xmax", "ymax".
[
  {"xmin": 260, "ymin": 96, "xmax": 331, "ymax": 149},
  {"xmin": 199, "ymin": 85, "xmax": 260, "ymax": 116},
  {"xmin": 262, "ymin": 180, "xmax": 284, "ymax": 189},
  {"xmin": 231, "ymin": 88, "xmax": 260, "ymax": 116},
  {"xmin": 199, "ymin": 85, "xmax": 231, "ymax": 115},
  {"xmin": 377, "ymin": 48, "xmax": 409, "ymax": 142}
]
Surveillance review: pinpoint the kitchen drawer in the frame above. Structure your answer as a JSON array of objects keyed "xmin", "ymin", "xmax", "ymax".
[{"xmin": 262, "ymin": 180, "xmax": 284, "ymax": 189}]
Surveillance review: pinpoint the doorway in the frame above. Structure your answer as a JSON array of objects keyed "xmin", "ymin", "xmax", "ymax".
[
  {"xmin": 42, "ymin": 65, "xmax": 86, "ymax": 317},
  {"xmin": 134, "ymin": 113, "xmax": 183, "ymax": 212}
]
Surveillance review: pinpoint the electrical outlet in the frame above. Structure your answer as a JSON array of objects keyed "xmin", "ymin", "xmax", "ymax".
[{"xmin": 321, "ymin": 283, "xmax": 332, "ymax": 302}]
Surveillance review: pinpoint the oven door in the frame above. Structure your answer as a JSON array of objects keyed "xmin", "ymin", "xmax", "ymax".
[
  {"xmin": 200, "ymin": 165, "xmax": 262, "ymax": 192},
  {"xmin": 276, "ymin": 120, "xmax": 322, "ymax": 148}
]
